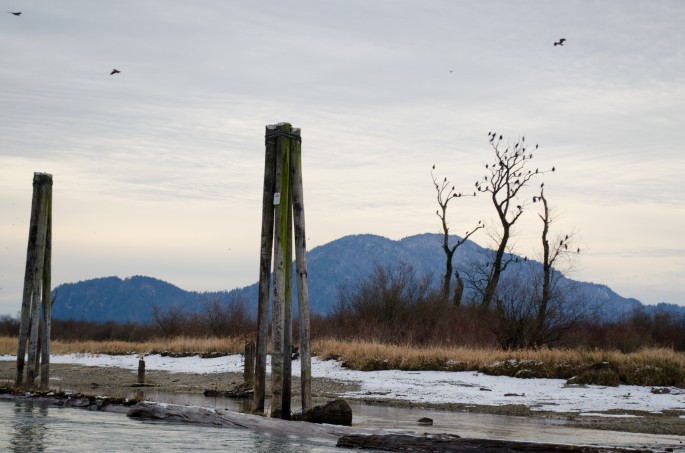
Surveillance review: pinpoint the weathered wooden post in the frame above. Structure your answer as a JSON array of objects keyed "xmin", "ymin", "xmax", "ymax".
[
  {"xmin": 137, "ymin": 357, "xmax": 146, "ymax": 384},
  {"xmin": 270, "ymin": 124, "xmax": 291, "ymax": 419},
  {"xmin": 16, "ymin": 172, "xmax": 53, "ymax": 388},
  {"xmin": 253, "ymin": 126, "xmax": 277, "ymax": 413},
  {"xmin": 253, "ymin": 123, "xmax": 311, "ymax": 419},
  {"xmin": 290, "ymin": 131, "xmax": 312, "ymax": 413},
  {"xmin": 244, "ymin": 341, "xmax": 256, "ymax": 385}
]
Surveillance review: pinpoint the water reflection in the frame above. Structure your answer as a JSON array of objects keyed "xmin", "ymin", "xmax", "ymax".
[
  {"xmin": 9, "ymin": 402, "xmax": 48, "ymax": 453},
  {"xmin": 0, "ymin": 401, "xmax": 341, "ymax": 453}
]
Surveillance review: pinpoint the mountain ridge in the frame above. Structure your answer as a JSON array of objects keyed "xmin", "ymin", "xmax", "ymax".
[{"xmin": 51, "ymin": 233, "xmax": 676, "ymax": 323}]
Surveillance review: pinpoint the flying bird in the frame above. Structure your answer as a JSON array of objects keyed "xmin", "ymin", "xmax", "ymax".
[
  {"xmin": 8, "ymin": 11, "xmax": 21, "ymax": 16},
  {"xmin": 554, "ymin": 38, "xmax": 566, "ymax": 47},
  {"xmin": 110, "ymin": 69, "xmax": 121, "ymax": 75}
]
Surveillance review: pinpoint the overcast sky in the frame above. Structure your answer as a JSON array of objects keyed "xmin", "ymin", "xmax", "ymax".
[{"xmin": 1, "ymin": 1, "xmax": 684, "ymax": 315}]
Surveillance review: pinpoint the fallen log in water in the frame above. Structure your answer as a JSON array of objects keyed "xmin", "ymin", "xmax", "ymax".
[
  {"xmin": 336, "ymin": 433, "xmax": 654, "ymax": 453},
  {"xmin": 126, "ymin": 401, "xmax": 368, "ymax": 440},
  {"xmin": 127, "ymin": 402, "xmax": 655, "ymax": 452}
]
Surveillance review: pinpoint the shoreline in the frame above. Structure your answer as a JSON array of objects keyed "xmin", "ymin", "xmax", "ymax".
[{"xmin": 2, "ymin": 361, "xmax": 684, "ymax": 437}]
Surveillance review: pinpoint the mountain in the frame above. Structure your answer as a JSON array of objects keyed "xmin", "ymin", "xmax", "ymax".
[
  {"xmin": 51, "ymin": 233, "xmax": 676, "ymax": 323},
  {"xmin": 52, "ymin": 276, "xmax": 203, "ymax": 323}
]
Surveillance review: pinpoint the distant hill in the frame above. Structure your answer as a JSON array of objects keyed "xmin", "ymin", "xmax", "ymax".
[{"xmin": 52, "ymin": 233, "xmax": 675, "ymax": 323}]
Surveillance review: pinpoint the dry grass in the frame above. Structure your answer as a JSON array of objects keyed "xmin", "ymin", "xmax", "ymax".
[
  {"xmin": 311, "ymin": 338, "xmax": 685, "ymax": 386},
  {"xmin": 3, "ymin": 336, "xmax": 684, "ymax": 386},
  {"xmin": 0, "ymin": 336, "xmax": 248, "ymax": 356}
]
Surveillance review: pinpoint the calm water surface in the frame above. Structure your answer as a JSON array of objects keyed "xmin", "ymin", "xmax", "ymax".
[
  {"xmin": 0, "ymin": 400, "xmax": 339, "ymax": 453},
  {"xmin": 1, "ymin": 396, "xmax": 683, "ymax": 452}
]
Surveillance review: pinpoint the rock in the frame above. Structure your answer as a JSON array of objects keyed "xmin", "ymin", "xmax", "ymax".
[
  {"xmin": 304, "ymin": 399, "xmax": 352, "ymax": 426},
  {"xmin": 417, "ymin": 417, "xmax": 433, "ymax": 426},
  {"xmin": 651, "ymin": 387, "xmax": 671, "ymax": 394}
]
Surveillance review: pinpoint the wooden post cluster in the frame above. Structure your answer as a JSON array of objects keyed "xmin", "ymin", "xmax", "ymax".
[
  {"xmin": 16, "ymin": 172, "xmax": 53, "ymax": 388},
  {"xmin": 254, "ymin": 123, "xmax": 312, "ymax": 419}
]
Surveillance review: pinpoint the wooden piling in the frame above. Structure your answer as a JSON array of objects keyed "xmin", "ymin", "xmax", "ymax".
[
  {"xmin": 290, "ymin": 129, "xmax": 312, "ymax": 412},
  {"xmin": 282, "ymin": 172, "xmax": 294, "ymax": 420},
  {"xmin": 270, "ymin": 124, "xmax": 291, "ymax": 419},
  {"xmin": 16, "ymin": 173, "xmax": 52, "ymax": 387},
  {"xmin": 244, "ymin": 341, "xmax": 256, "ymax": 386},
  {"xmin": 254, "ymin": 127, "xmax": 278, "ymax": 413},
  {"xmin": 137, "ymin": 358, "xmax": 146, "ymax": 384},
  {"xmin": 254, "ymin": 123, "xmax": 310, "ymax": 418},
  {"xmin": 39, "ymin": 181, "xmax": 53, "ymax": 388}
]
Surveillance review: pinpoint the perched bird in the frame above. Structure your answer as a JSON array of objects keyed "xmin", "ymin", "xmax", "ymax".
[
  {"xmin": 554, "ymin": 38, "xmax": 566, "ymax": 46},
  {"xmin": 432, "ymin": 164, "xmax": 435, "ymax": 169},
  {"xmin": 110, "ymin": 69, "xmax": 121, "ymax": 75},
  {"xmin": 9, "ymin": 11, "xmax": 21, "ymax": 16}
]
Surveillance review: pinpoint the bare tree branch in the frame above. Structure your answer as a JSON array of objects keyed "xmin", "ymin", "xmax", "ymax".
[
  {"xmin": 432, "ymin": 166, "xmax": 483, "ymax": 303},
  {"xmin": 476, "ymin": 132, "xmax": 552, "ymax": 308}
]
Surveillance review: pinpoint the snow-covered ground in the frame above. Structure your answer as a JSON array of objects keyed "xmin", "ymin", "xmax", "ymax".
[{"xmin": 3, "ymin": 353, "xmax": 685, "ymax": 415}]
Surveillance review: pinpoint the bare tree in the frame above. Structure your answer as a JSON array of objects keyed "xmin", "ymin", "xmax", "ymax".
[
  {"xmin": 151, "ymin": 304, "xmax": 187, "ymax": 338},
  {"xmin": 432, "ymin": 165, "xmax": 483, "ymax": 305},
  {"xmin": 201, "ymin": 295, "xmax": 252, "ymax": 337},
  {"xmin": 529, "ymin": 188, "xmax": 583, "ymax": 346},
  {"xmin": 475, "ymin": 132, "xmax": 552, "ymax": 308}
]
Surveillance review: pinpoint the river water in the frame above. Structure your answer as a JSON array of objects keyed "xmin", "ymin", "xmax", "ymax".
[
  {"xmin": 0, "ymin": 400, "xmax": 339, "ymax": 453},
  {"xmin": 1, "ymin": 396, "xmax": 683, "ymax": 452}
]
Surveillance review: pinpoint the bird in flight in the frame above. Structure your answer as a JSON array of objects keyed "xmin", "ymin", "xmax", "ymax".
[
  {"xmin": 554, "ymin": 38, "xmax": 566, "ymax": 46},
  {"xmin": 110, "ymin": 69, "xmax": 121, "ymax": 75},
  {"xmin": 8, "ymin": 11, "xmax": 21, "ymax": 16}
]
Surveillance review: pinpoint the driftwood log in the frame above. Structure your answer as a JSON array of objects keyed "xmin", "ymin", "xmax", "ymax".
[
  {"xmin": 126, "ymin": 402, "xmax": 370, "ymax": 440},
  {"xmin": 126, "ymin": 402, "xmax": 654, "ymax": 452},
  {"xmin": 336, "ymin": 433, "xmax": 653, "ymax": 453}
]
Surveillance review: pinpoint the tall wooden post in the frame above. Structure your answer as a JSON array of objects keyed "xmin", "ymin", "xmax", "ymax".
[
  {"xmin": 282, "ymin": 174, "xmax": 294, "ymax": 419},
  {"xmin": 16, "ymin": 172, "xmax": 52, "ymax": 387},
  {"xmin": 39, "ymin": 181, "xmax": 52, "ymax": 388},
  {"xmin": 253, "ymin": 123, "xmax": 311, "ymax": 419},
  {"xmin": 270, "ymin": 125, "xmax": 290, "ymax": 419},
  {"xmin": 254, "ymin": 127, "xmax": 277, "ymax": 413},
  {"xmin": 290, "ymin": 130, "xmax": 312, "ymax": 413}
]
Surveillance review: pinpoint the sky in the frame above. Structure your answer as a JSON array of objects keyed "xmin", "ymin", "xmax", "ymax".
[{"xmin": 1, "ymin": 1, "xmax": 684, "ymax": 315}]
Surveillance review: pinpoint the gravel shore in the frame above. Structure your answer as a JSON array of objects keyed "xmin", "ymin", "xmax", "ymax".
[{"xmin": 2, "ymin": 361, "xmax": 684, "ymax": 437}]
